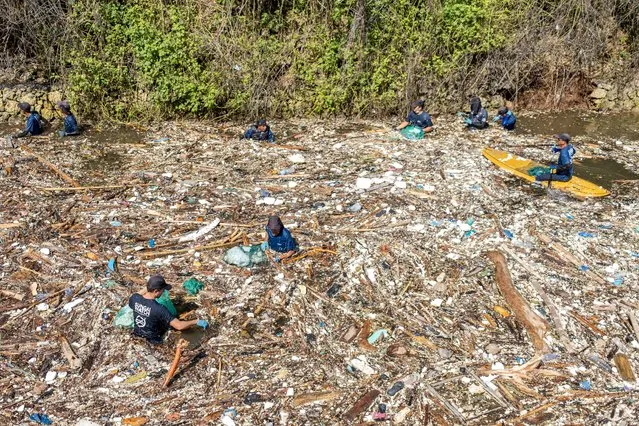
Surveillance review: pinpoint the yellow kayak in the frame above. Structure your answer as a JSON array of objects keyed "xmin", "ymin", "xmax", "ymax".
[{"xmin": 482, "ymin": 148, "xmax": 610, "ymax": 198}]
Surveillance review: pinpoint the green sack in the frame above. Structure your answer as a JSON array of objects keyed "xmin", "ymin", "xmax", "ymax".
[
  {"xmin": 183, "ymin": 277, "xmax": 205, "ymax": 295},
  {"xmin": 223, "ymin": 244, "xmax": 268, "ymax": 268},
  {"xmin": 113, "ymin": 305, "xmax": 134, "ymax": 328},
  {"xmin": 400, "ymin": 125, "xmax": 424, "ymax": 140},
  {"xmin": 156, "ymin": 290, "xmax": 177, "ymax": 316},
  {"xmin": 528, "ymin": 166, "xmax": 551, "ymax": 177}
]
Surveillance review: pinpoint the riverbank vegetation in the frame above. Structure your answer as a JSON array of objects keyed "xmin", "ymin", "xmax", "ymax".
[{"xmin": 1, "ymin": 0, "xmax": 638, "ymax": 120}]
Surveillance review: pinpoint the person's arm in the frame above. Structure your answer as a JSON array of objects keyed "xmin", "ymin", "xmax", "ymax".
[
  {"xmin": 243, "ymin": 128, "xmax": 254, "ymax": 140},
  {"xmin": 396, "ymin": 120, "xmax": 409, "ymax": 130},
  {"xmin": 14, "ymin": 129, "xmax": 29, "ymax": 138},
  {"xmin": 268, "ymin": 130, "xmax": 275, "ymax": 142},
  {"xmin": 170, "ymin": 318, "xmax": 198, "ymax": 331}
]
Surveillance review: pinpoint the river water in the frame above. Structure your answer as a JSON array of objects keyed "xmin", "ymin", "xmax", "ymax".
[{"xmin": 2, "ymin": 111, "xmax": 638, "ymax": 188}]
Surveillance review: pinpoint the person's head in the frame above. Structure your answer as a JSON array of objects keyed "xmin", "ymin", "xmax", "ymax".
[
  {"xmin": 146, "ymin": 275, "xmax": 172, "ymax": 298},
  {"xmin": 553, "ymin": 133, "xmax": 571, "ymax": 148},
  {"xmin": 470, "ymin": 97, "xmax": 482, "ymax": 115},
  {"xmin": 412, "ymin": 100, "xmax": 425, "ymax": 113},
  {"xmin": 498, "ymin": 106, "xmax": 508, "ymax": 116},
  {"xmin": 267, "ymin": 215, "xmax": 283, "ymax": 237},
  {"xmin": 17, "ymin": 102, "xmax": 31, "ymax": 116},
  {"xmin": 57, "ymin": 101, "xmax": 72, "ymax": 116},
  {"xmin": 256, "ymin": 119, "xmax": 268, "ymax": 132}
]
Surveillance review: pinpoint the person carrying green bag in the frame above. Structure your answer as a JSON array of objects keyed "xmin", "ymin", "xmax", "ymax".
[
  {"xmin": 395, "ymin": 100, "xmax": 434, "ymax": 139},
  {"xmin": 128, "ymin": 275, "xmax": 208, "ymax": 345}
]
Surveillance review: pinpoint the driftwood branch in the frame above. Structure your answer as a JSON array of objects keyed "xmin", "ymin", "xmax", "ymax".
[{"xmin": 487, "ymin": 250, "xmax": 550, "ymax": 353}]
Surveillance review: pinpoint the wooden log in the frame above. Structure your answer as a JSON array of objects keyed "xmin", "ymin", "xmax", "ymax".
[
  {"xmin": 38, "ymin": 184, "xmax": 151, "ymax": 191},
  {"xmin": 343, "ymin": 389, "xmax": 380, "ymax": 421},
  {"xmin": 292, "ymin": 391, "xmax": 341, "ymax": 407},
  {"xmin": 535, "ymin": 232, "xmax": 606, "ymax": 285},
  {"xmin": 613, "ymin": 353, "xmax": 636, "ymax": 381},
  {"xmin": 502, "ymin": 245, "xmax": 575, "ymax": 353},
  {"xmin": 0, "ymin": 223, "xmax": 22, "ymax": 229},
  {"xmin": 163, "ymin": 339, "xmax": 189, "ymax": 388},
  {"xmin": 487, "ymin": 250, "xmax": 550, "ymax": 353},
  {"xmin": 20, "ymin": 146, "xmax": 80, "ymax": 187}
]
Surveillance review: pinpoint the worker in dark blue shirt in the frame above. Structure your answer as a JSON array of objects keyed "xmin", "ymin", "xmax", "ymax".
[
  {"xmin": 464, "ymin": 97, "xmax": 488, "ymax": 129},
  {"xmin": 14, "ymin": 102, "xmax": 43, "ymax": 138},
  {"xmin": 493, "ymin": 107, "xmax": 517, "ymax": 130},
  {"xmin": 264, "ymin": 216, "xmax": 298, "ymax": 262},
  {"xmin": 56, "ymin": 101, "xmax": 81, "ymax": 137},
  {"xmin": 535, "ymin": 133, "xmax": 576, "ymax": 182},
  {"xmin": 396, "ymin": 100, "xmax": 434, "ymax": 133},
  {"xmin": 243, "ymin": 119, "xmax": 275, "ymax": 142}
]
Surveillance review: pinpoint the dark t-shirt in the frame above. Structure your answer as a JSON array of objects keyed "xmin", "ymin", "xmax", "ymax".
[{"xmin": 128, "ymin": 293, "xmax": 175, "ymax": 344}]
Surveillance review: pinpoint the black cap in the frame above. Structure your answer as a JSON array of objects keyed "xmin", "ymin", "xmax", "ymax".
[
  {"xmin": 56, "ymin": 101, "xmax": 71, "ymax": 114},
  {"xmin": 256, "ymin": 119, "xmax": 267, "ymax": 127},
  {"xmin": 412, "ymin": 100, "xmax": 425, "ymax": 109},
  {"xmin": 147, "ymin": 275, "xmax": 172, "ymax": 291},
  {"xmin": 17, "ymin": 102, "xmax": 31, "ymax": 113},
  {"xmin": 553, "ymin": 133, "xmax": 571, "ymax": 143},
  {"xmin": 498, "ymin": 107, "xmax": 508, "ymax": 115}
]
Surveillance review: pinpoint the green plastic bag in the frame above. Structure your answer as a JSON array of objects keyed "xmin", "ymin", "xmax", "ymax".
[
  {"xmin": 528, "ymin": 166, "xmax": 551, "ymax": 177},
  {"xmin": 183, "ymin": 277, "xmax": 205, "ymax": 295},
  {"xmin": 113, "ymin": 305, "xmax": 134, "ymax": 328},
  {"xmin": 156, "ymin": 290, "xmax": 177, "ymax": 316},
  {"xmin": 400, "ymin": 125, "xmax": 424, "ymax": 140},
  {"xmin": 223, "ymin": 245, "xmax": 268, "ymax": 267}
]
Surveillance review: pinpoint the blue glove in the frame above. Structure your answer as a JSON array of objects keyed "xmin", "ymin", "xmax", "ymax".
[
  {"xmin": 492, "ymin": 116, "xmax": 500, "ymax": 122},
  {"xmin": 456, "ymin": 112, "xmax": 466, "ymax": 117},
  {"xmin": 463, "ymin": 118, "xmax": 472, "ymax": 125},
  {"xmin": 260, "ymin": 241, "xmax": 269, "ymax": 251},
  {"xmin": 57, "ymin": 130, "xmax": 66, "ymax": 137},
  {"xmin": 196, "ymin": 319, "xmax": 208, "ymax": 329}
]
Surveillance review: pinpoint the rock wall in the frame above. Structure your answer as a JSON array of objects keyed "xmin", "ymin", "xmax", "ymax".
[
  {"xmin": 589, "ymin": 79, "xmax": 639, "ymax": 112},
  {"xmin": 0, "ymin": 85, "xmax": 64, "ymax": 122}
]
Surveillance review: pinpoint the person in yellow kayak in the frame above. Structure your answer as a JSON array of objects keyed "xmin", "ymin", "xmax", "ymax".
[{"xmin": 535, "ymin": 133, "xmax": 576, "ymax": 182}]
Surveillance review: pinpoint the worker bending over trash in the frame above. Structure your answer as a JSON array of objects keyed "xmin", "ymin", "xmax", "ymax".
[
  {"xmin": 128, "ymin": 275, "xmax": 208, "ymax": 345},
  {"xmin": 493, "ymin": 106, "xmax": 516, "ymax": 130},
  {"xmin": 463, "ymin": 97, "xmax": 488, "ymax": 129},
  {"xmin": 14, "ymin": 102, "xmax": 44, "ymax": 138},
  {"xmin": 56, "ymin": 101, "xmax": 81, "ymax": 137},
  {"xmin": 264, "ymin": 216, "xmax": 298, "ymax": 262},
  {"xmin": 535, "ymin": 133, "xmax": 576, "ymax": 182},
  {"xmin": 395, "ymin": 100, "xmax": 434, "ymax": 134},
  {"xmin": 243, "ymin": 119, "xmax": 275, "ymax": 142}
]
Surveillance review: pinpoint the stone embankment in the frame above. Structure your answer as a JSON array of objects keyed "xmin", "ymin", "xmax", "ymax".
[
  {"xmin": 589, "ymin": 79, "xmax": 639, "ymax": 112},
  {"xmin": 0, "ymin": 85, "xmax": 64, "ymax": 122}
]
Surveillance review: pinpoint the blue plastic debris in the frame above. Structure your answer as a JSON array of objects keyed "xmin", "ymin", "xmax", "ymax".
[
  {"xmin": 579, "ymin": 265, "xmax": 590, "ymax": 272},
  {"xmin": 367, "ymin": 329, "xmax": 389, "ymax": 344},
  {"xmin": 503, "ymin": 229, "xmax": 514, "ymax": 240},
  {"xmin": 29, "ymin": 413, "xmax": 52, "ymax": 425},
  {"xmin": 515, "ymin": 356, "xmax": 526, "ymax": 365},
  {"xmin": 612, "ymin": 275, "xmax": 624, "ymax": 286},
  {"xmin": 259, "ymin": 189, "xmax": 271, "ymax": 198},
  {"xmin": 542, "ymin": 353, "xmax": 560, "ymax": 362},
  {"xmin": 107, "ymin": 258, "xmax": 117, "ymax": 273},
  {"xmin": 565, "ymin": 213, "xmax": 574, "ymax": 220},
  {"xmin": 223, "ymin": 408, "xmax": 237, "ymax": 418},
  {"xmin": 148, "ymin": 239, "xmax": 155, "ymax": 249},
  {"xmin": 152, "ymin": 137, "xmax": 170, "ymax": 143},
  {"xmin": 580, "ymin": 380, "xmax": 591, "ymax": 391},
  {"xmin": 109, "ymin": 221, "xmax": 121, "ymax": 227},
  {"xmin": 578, "ymin": 232, "xmax": 595, "ymax": 238}
]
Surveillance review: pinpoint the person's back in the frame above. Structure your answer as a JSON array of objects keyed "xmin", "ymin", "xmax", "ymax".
[
  {"xmin": 128, "ymin": 292, "xmax": 175, "ymax": 344},
  {"xmin": 63, "ymin": 114, "xmax": 80, "ymax": 136},
  {"xmin": 243, "ymin": 119, "xmax": 275, "ymax": 142},
  {"xmin": 467, "ymin": 97, "xmax": 488, "ymax": 129},
  {"xmin": 554, "ymin": 144, "xmax": 576, "ymax": 177},
  {"xmin": 27, "ymin": 112, "xmax": 43, "ymax": 136}
]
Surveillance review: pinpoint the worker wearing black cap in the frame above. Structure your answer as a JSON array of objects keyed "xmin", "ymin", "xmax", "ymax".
[
  {"xmin": 242, "ymin": 118, "xmax": 275, "ymax": 143},
  {"xmin": 535, "ymin": 133, "xmax": 576, "ymax": 183},
  {"xmin": 14, "ymin": 102, "xmax": 43, "ymax": 138},
  {"xmin": 56, "ymin": 101, "xmax": 81, "ymax": 137},
  {"xmin": 128, "ymin": 275, "xmax": 208, "ymax": 345}
]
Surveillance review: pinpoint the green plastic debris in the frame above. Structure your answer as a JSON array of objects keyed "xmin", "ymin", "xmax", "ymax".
[
  {"xmin": 156, "ymin": 290, "xmax": 177, "ymax": 316},
  {"xmin": 183, "ymin": 277, "xmax": 205, "ymax": 295},
  {"xmin": 113, "ymin": 305, "xmax": 134, "ymax": 328},
  {"xmin": 528, "ymin": 166, "xmax": 551, "ymax": 177},
  {"xmin": 223, "ymin": 244, "xmax": 268, "ymax": 268},
  {"xmin": 400, "ymin": 125, "xmax": 424, "ymax": 140}
]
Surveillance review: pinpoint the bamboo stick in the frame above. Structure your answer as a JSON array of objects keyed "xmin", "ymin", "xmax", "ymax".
[{"xmin": 20, "ymin": 146, "xmax": 80, "ymax": 187}]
